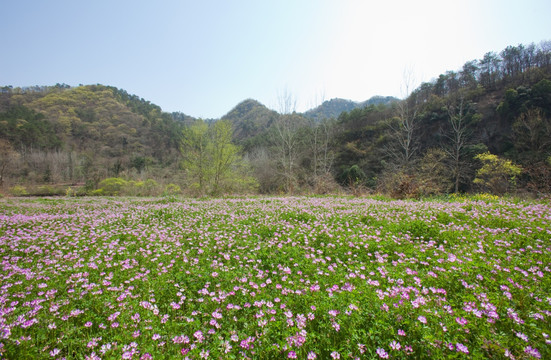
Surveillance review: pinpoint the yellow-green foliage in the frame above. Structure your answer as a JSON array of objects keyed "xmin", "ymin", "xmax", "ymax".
[
  {"xmin": 449, "ymin": 192, "xmax": 499, "ymax": 202},
  {"xmin": 163, "ymin": 183, "xmax": 181, "ymax": 196},
  {"xmin": 473, "ymin": 152, "xmax": 522, "ymax": 195},
  {"xmin": 96, "ymin": 177, "xmax": 127, "ymax": 196},
  {"xmin": 9, "ymin": 185, "xmax": 28, "ymax": 196},
  {"xmin": 95, "ymin": 178, "xmax": 162, "ymax": 196}
]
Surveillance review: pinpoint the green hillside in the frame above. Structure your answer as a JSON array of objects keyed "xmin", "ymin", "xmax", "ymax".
[{"xmin": 1, "ymin": 41, "xmax": 550, "ymax": 197}]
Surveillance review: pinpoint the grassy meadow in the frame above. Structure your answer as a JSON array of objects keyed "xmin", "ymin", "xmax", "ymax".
[{"xmin": 0, "ymin": 196, "xmax": 549, "ymax": 359}]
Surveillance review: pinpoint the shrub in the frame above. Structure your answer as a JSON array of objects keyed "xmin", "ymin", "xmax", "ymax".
[
  {"xmin": 96, "ymin": 177, "xmax": 128, "ymax": 196},
  {"xmin": 9, "ymin": 185, "xmax": 28, "ymax": 196},
  {"xmin": 473, "ymin": 152, "xmax": 522, "ymax": 195},
  {"xmin": 163, "ymin": 183, "xmax": 182, "ymax": 196}
]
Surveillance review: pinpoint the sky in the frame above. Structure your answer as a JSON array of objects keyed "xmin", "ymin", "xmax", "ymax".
[{"xmin": 1, "ymin": 0, "xmax": 550, "ymax": 119}]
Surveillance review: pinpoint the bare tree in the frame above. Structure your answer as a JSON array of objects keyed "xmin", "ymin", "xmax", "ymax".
[
  {"xmin": 277, "ymin": 87, "xmax": 297, "ymax": 115},
  {"xmin": 386, "ymin": 68, "xmax": 419, "ymax": 169},
  {"xmin": 272, "ymin": 113, "xmax": 305, "ymax": 193},
  {"xmin": 271, "ymin": 89, "xmax": 305, "ymax": 193},
  {"xmin": 0, "ymin": 139, "xmax": 19, "ymax": 188},
  {"xmin": 444, "ymin": 95, "xmax": 470, "ymax": 193},
  {"xmin": 513, "ymin": 108, "xmax": 551, "ymax": 153},
  {"xmin": 310, "ymin": 118, "xmax": 336, "ymax": 179}
]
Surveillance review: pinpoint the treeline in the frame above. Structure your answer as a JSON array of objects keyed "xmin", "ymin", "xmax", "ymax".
[
  {"xmin": 1, "ymin": 41, "xmax": 550, "ymax": 197},
  {"xmin": 230, "ymin": 41, "xmax": 551, "ymax": 197},
  {"xmin": 0, "ymin": 84, "xmax": 184, "ymax": 192}
]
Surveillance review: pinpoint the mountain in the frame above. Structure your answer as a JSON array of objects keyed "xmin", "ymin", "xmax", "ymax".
[
  {"xmin": 0, "ymin": 84, "xmax": 185, "ymax": 185},
  {"xmin": 2, "ymin": 41, "xmax": 550, "ymax": 196},
  {"xmin": 303, "ymin": 96, "xmax": 398, "ymax": 121},
  {"xmin": 221, "ymin": 99, "xmax": 279, "ymax": 150}
]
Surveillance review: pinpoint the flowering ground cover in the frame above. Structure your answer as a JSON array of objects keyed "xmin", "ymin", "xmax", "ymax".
[{"xmin": 0, "ymin": 196, "xmax": 550, "ymax": 359}]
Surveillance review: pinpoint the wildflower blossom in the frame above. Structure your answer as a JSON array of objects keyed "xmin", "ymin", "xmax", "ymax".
[
  {"xmin": 456, "ymin": 343, "xmax": 469, "ymax": 354},
  {"xmin": 376, "ymin": 348, "xmax": 389, "ymax": 358},
  {"xmin": 524, "ymin": 346, "xmax": 541, "ymax": 358}
]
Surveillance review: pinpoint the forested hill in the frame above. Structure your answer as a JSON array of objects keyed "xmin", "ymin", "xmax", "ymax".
[
  {"xmin": 0, "ymin": 84, "xmax": 187, "ymax": 184},
  {"xmin": 220, "ymin": 99, "xmax": 279, "ymax": 151},
  {"xmin": 303, "ymin": 96, "xmax": 398, "ymax": 121},
  {"xmin": 1, "ymin": 41, "xmax": 551, "ymax": 197}
]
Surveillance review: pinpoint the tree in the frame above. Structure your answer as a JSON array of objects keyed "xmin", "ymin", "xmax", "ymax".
[
  {"xmin": 271, "ymin": 89, "xmax": 306, "ymax": 193},
  {"xmin": 513, "ymin": 107, "xmax": 551, "ymax": 154},
  {"xmin": 417, "ymin": 148, "xmax": 452, "ymax": 196},
  {"xmin": 0, "ymin": 139, "xmax": 18, "ymax": 188},
  {"xmin": 473, "ymin": 152, "xmax": 522, "ymax": 195},
  {"xmin": 272, "ymin": 113, "xmax": 306, "ymax": 193},
  {"xmin": 459, "ymin": 60, "xmax": 479, "ymax": 90},
  {"xmin": 479, "ymin": 52, "xmax": 501, "ymax": 89},
  {"xmin": 181, "ymin": 119, "xmax": 210, "ymax": 192},
  {"xmin": 209, "ymin": 120, "xmax": 240, "ymax": 195},
  {"xmin": 387, "ymin": 68, "xmax": 419, "ymax": 169},
  {"xmin": 444, "ymin": 95, "xmax": 477, "ymax": 193},
  {"xmin": 309, "ymin": 117, "xmax": 336, "ymax": 181},
  {"xmin": 181, "ymin": 119, "xmax": 254, "ymax": 195}
]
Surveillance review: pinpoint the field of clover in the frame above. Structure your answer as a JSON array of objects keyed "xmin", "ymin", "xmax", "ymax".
[{"xmin": 0, "ymin": 196, "xmax": 550, "ymax": 360}]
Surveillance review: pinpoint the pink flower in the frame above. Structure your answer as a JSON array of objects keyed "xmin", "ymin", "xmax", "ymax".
[
  {"xmin": 456, "ymin": 343, "xmax": 469, "ymax": 354},
  {"xmin": 418, "ymin": 315, "xmax": 427, "ymax": 324},
  {"xmin": 50, "ymin": 348, "xmax": 60, "ymax": 357},
  {"xmin": 524, "ymin": 346, "xmax": 541, "ymax": 359},
  {"xmin": 390, "ymin": 340, "xmax": 401, "ymax": 350},
  {"xmin": 330, "ymin": 351, "xmax": 340, "ymax": 359},
  {"xmin": 456, "ymin": 317, "xmax": 468, "ymax": 326},
  {"xmin": 194, "ymin": 330, "xmax": 204, "ymax": 343},
  {"xmin": 377, "ymin": 348, "xmax": 389, "ymax": 358}
]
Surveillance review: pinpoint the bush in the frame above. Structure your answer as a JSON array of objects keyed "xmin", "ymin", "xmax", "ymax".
[
  {"xmin": 163, "ymin": 183, "xmax": 181, "ymax": 196},
  {"xmin": 377, "ymin": 170, "xmax": 420, "ymax": 199},
  {"xmin": 473, "ymin": 152, "xmax": 522, "ymax": 195},
  {"xmin": 96, "ymin": 177, "xmax": 128, "ymax": 196},
  {"xmin": 9, "ymin": 185, "xmax": 28, "ymax": 196}
]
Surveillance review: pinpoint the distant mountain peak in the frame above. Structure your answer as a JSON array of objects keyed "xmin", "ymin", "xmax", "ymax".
[{"xmin": 303, "ymin": 96, "xmax": 397, "ymax": 121}]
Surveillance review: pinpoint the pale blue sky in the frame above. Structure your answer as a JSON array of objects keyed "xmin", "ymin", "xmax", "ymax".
[{"xmin": 2, "ymin": 0, "xmax": 550, "ymax": 118}]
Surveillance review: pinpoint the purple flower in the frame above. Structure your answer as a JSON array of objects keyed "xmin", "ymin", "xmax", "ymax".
[
  {"xmin": 50, "ymin": 348, "xmax": 61, "ymax": 357},
  {"xmin": 376, "ymin": 348, "xmax": 389, "ymax": 358},
  {"xmin": 456, "ymin": 343, "xmax": 469, "ymax": 354},
  {"xmin": 418, "ymin": 315, "xmax": 427, "ymax": 324},
  {"xmin": 390, "ymin": 340, "xmax": 401, "ymax": 350},
  {"xmin": 524, "ymin": 346, "xmax": 541, "ymax": 359},
  {"xmin": 455, "ymin": 317, "xmax": 468, "ymax": 326},
  {"xmin": 194, "ymin": 330, "xmax": 204, "ymax": 343},
  {"xmin": 288, "ymin": 351, "xmax": 297, "ymax": 359}
]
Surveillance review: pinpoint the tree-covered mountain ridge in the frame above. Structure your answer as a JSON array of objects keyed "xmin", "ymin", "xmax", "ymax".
[
  {"xmin": 303, "ymin": 96, "xmax": 398, "ymax": 121},
  {"xmin": 1, "ymin": 40, "xmax": 550, "ymax": 196}
]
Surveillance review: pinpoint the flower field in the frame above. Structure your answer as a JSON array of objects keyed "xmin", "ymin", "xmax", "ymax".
[{"xmin": 0, "ymin": 196, "xmax": 550, "ymax": 359}]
